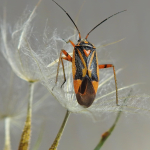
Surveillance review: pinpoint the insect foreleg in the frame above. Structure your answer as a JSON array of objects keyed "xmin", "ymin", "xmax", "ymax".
[{"xmin": 62, "ymin": 39, "xmax": 75, "ymax": 47}]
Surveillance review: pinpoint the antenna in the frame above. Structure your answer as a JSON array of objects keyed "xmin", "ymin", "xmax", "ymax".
[
  {"xmin": 85, "ymin": 10, "xmax": 126, "ymax": 39},
  {"xmin": 52, "ymin": 0, "xmax": 81, "ymax": 41}
]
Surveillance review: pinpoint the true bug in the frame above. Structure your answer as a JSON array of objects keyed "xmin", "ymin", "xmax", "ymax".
[{"xmin": 52, "ymin": 0, "xmax": 126, "ymax": 108}]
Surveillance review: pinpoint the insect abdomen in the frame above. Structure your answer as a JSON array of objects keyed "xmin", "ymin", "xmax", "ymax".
[{"xmin": 75, "ymin": 76, "xmax": 97, "ymax": 107}]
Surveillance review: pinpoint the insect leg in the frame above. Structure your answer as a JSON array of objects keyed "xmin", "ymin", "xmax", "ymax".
[
  {"xmin": 99, "ymin": 64, "xmax": 119, "ymax": 106},
  {"xmin": 62, "ymin": 39, "xmax": 75, "ymax": 47},
  {"xmin": 53, "ymin": 49, "xmax": 72, "ymax": 90},
  {"xmin": 60, "ymin": 51, "xmax": 72, "ymax": 87}
]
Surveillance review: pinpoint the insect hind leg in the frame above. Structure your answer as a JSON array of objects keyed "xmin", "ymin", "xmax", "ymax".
[{"xmin": 99, "ymin": 64, "xmax": 119, "ymax": 106}]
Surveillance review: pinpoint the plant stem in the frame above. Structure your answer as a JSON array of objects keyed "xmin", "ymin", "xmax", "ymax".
[
  {"xmin": 3, "ymin": 117, "xmax": 11, "ymax": 150},
  {"xmin": 49, "ymin": 110, "xmax": 70, "ymax": 150},
  {"xmin": 94, "ymin": 89, "xmax": 132, "ymax": 150},
  {"xmin": 94, "ymin": 111, "xmax": 121, "ymax": 150},
  {"xmin": 18, "ymin": 82, "xmax": 34, "ymax": 150}
]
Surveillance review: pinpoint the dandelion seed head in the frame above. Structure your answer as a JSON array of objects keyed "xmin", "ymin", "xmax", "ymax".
[
  {"xmin": 40, "ymin": 28, "xmax": 150, "ymax": 121},
  {"xmin": 0, "ymin": 2, "xmax": 48, "ymax": 83},
  {"xmin": 0, "ymin": 51, "xmax": 57, "ymax": 149},
  {"xmin": 2, "ymin": 4, "xmax": 150, "ymax": 122}
]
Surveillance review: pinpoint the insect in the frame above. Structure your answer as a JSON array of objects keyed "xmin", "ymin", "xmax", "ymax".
[{"xmin": 52, "ymin": 0, "xmax": 126, "ymax": 107}]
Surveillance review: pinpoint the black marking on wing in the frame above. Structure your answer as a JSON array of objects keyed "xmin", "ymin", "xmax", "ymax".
[{"xmin": 74, "ymin": 46, "xmax": 98, "ymax": 81}]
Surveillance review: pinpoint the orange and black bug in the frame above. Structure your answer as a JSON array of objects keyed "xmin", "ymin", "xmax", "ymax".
[{"xmin": 52, "ymin": 0, "xmax": 126, "ymax": 107}]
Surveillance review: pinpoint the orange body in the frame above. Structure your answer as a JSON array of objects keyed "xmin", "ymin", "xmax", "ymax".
[
  {"xmin": 71, "ymin": 40, "xmax": 99, "ymax": 107},
  {"xmin": 53, "ymin": 0, "xmax": 121, "ymax": 107}
]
